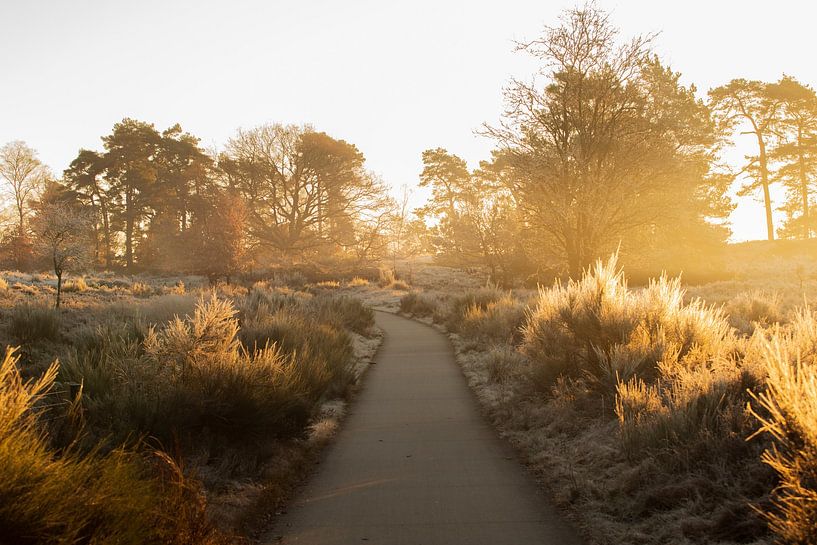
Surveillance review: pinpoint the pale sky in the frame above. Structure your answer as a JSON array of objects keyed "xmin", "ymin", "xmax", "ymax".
[{"xmin": 1, "ymin": 0, "xmax": 815, "ymax": 241}]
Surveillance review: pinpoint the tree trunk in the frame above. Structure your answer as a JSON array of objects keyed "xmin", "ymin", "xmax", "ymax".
[
  {"xmin": 565, "ymin": 236, "xmax": 582, "ymax": 279},
  {"xmin": 17, "ymin": 206, "xmax": 25, "ymax": 240},
  {"xmin": 757, "ymin": 136, "xmax": 775, "ymax": 241},
  {"xmin": 803, "ymin": 182, "xmax": 811, "ymax": 239},
  {"xmin": 55, "ymin": 272, "xmax": 62, "ymax": 309},
  {"xmin": 125, "ymin": 189, "xmax": 134, "ymax": 270},
  {"xmin": 799, "ymin": 131, "xmax": 811, "ymax": 238},
  {"xmin": 98, "ymin": 193, "xmax": 113, "ymax": 268}
]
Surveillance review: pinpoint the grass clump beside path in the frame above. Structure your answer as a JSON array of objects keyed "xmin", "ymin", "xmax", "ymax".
[
  {"xmin": 401, "ymin": 254, "xmax": 817, "ymax": 545},
  {"xmin": 0, "ymin": 347, "xmax": 226, "ymax": 545}
]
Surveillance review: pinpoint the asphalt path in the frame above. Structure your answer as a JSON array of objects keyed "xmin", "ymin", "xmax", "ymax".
[{"xmin": 269, "ymin": 311, "xmax": 583, "ymax": 545}]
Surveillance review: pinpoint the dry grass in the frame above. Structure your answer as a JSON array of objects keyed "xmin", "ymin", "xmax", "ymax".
[
  {"xmin": 347, "ymin": 276, "xmax": 370, "ymax": 287},
  {"xmin": 0, "ymin": 347, "xmax": 229, "ymax": 544},
  {"xmin": 131, "ymin": 281, "xmax": 154, "ymax": 297},
  {"xmin": 7, "ymin": 303, "xmax": 61, "ymax": 343},
  {"xmin": 62, "ymin": 276, "xmax": 89, "ymax": 293},
  {"xmin": 749, "ymin": 320, "xmax": 817, "ymax": 543},
  {"xmin": 0, "ymin": 268, "xmax": 384, "ymax": 542}
]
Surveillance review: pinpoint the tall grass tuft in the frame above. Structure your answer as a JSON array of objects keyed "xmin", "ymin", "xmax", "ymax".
[
  {"xmin": 750, "ymin": 325, "xmax": 817, "ymax": 543},
  {"xmin": 8, "ymin": 303, "xmax": 61, "ymax": 343},
  {"xmin": 725, "ymin": 290, "xmax": 786, "ymax": 335},
  {"xmin": 131, "ymin": 281, "xmax": 154, "ymax": 297},
  {"xmin": 62, "ymin": 276, "xmax": 89, "ymax": 293},
  {"xmin": 460, "ymin": 294, "xmax": 527, "ymax": 345},
  {"xmin": 239, "ymin": 299, "xmax": 355, "ymax": 397},
  {"xmin": 0, "ymin": 347, "xmax": 225, "ymax": 544}
]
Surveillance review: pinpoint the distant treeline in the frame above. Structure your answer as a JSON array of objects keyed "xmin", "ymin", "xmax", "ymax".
[
  {"xmin": 413, "ymin": 6, "xmax": 817, "ymax": 283},
  {"xmin": 1, "ymin": 4, "xmax": 816, "ymax": 283},
  {"xmin": 0, "ymin": 122, "xmax": 420, "ymax": 280}
]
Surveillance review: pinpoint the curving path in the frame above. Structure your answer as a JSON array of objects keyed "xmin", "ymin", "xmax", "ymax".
[{"xmin": 268, "ymin": 311, "xmax": 582, "ymax": 545}]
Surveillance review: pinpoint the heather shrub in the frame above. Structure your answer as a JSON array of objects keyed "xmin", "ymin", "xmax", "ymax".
[
  {"xmin": 8, "ymin": 303, "xmax": 61, "ymax": 343},
  {"xmin": 65, "ymin": 295, "xmax": 339, "ymax": 449},
  {"xmin": 522, "ymin": 255, "xmax": 734, "ymax": 392},
  {"xmin": 309, "ymin": 294, "xmax": 374, "ymax": 335},
  {"xmin": 460, "ymin": 295, "xmax": 527, "ymax": 345},
  {"xmin": 725, "ymin": 290, "xmax": 786, "ymax": 334},
  {"xmin": 399, "ymin": 291, "xmax": 439, "ymax": 318}
]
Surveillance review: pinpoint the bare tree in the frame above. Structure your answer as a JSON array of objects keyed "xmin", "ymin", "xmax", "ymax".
[
  {"xmin": 32, "ymin": 201, "xmax": 93, "ymax": 308},
  {"xmin": 0, "ymin": 141, "xmax": 49, "ymax": 239},
  {"xmin": 389, "ymin": 185, "xmax": 415, "ymax": 268}
]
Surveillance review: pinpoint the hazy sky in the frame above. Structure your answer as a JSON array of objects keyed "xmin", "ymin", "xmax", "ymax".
[{"xmin": 1, "ymin": 0, "xmax": 814, "ymax": 241}]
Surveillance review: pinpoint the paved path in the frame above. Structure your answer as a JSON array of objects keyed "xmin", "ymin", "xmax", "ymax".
[{"xmin": 269, "ymin": 312, "xmax": 582, "ymax": 545}]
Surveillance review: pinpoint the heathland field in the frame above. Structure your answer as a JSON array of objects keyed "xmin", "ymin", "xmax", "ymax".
[
  {"xmin": 0, "ymin": 270, "xmax": 397, "ymax": 544},
  {"xmin": 1, "ymin": 243, "xmax": 816, "ymax": 544}
]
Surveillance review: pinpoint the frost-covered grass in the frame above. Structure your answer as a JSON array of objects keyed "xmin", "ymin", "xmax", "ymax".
[
  {"xmin": 400, "ymin": 254, "xmax": 817, "ymax": 545},
  {"xmin": 0, "ymin": 270, "xmax": 383, "ymax": 541}
]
